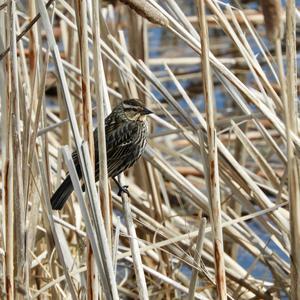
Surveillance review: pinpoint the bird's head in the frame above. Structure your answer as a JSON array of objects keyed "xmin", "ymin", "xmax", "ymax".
[{"xmin": 121, "ymin": 99, "xmax": 153, "ymax": 122}]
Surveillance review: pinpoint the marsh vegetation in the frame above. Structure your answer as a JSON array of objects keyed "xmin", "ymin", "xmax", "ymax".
[{"xmin": 0, "ymin": 0, "xmax": 299, "ymax": 299}]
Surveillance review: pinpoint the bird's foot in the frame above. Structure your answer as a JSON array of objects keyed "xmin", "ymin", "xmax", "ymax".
[
  {"xmin": 113, "ymin": 177, "xmax": 130, "ymax": 197},
  {"xmin": 117, "ymin": 185, "xmax": 129, "ymax": 197}
]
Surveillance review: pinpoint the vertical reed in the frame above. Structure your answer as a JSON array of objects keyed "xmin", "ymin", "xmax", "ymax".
[
  {"xmin": 196, "ymin": 0, "xmax": 227, "ymax": 297},
  {"xmin": 285, "ymin": 0, "xmax": 300, "ymax": 298}
]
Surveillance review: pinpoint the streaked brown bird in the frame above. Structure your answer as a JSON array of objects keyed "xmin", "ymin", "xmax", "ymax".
[{"xmin": 50, "ymin": 99, "xmax": 152, "ymax": 210}]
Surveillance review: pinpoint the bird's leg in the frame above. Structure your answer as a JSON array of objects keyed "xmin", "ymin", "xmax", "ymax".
[{"xmin": 113, "ymin": 177, "xmax": 129, "ymax": 196}]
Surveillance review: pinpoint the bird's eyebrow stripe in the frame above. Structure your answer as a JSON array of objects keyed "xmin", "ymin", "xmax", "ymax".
[{"xmin": 123, "ymin": 104, "xmax": 140, "ymax": 111}]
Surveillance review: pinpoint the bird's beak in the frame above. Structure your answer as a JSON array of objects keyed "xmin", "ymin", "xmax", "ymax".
[{"xmin": 143, "ymin": 107, "xmax": 153, "ymax": 115}]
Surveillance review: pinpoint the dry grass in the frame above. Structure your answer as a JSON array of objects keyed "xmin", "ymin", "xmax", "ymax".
[{"xmin": 0, "ymin": 0, "xmax": 299, "ymax": 299}]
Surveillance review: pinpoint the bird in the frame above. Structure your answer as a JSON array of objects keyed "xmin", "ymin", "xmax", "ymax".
[{"xmin": 50, "ymin": 98, "xmax": 152, "ymax": 210}]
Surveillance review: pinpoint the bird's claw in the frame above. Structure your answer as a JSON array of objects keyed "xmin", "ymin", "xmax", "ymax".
[{"xmin": 118, "ymin": 185, "xmax": 129, "ymax": 196}]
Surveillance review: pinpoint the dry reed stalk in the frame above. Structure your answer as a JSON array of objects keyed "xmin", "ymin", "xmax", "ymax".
[
  {"xmin": 9, "ymin": 1, "xmax": 27, "ymax": 297},
  {"xmin": 91, "ymin": 0, "xmax": 112, "ymax": 249},
  {"xmin": 119, "ymin": 0, "xmax": 169, "ymax": 27},
  {"xmin": 2, "ymin": 5, "xmax": 13, "ymax": 299},
  {"xmin": 260, "ymin": 0, "xmax": 282, "ymax": 42},
  {"xmin": 0, "ymin": 16, "xmax": 6, "ymax": 279},
  {"xmin": 118, "ymin": 31, "xmax": 139, "ymax": 98},
  {"xmin": 212, "ymin": 2, "xmax": 283, "ymax": 113},
  {"xmin": 285, "ymin": 0, "xmax": 300, "ymax": 298},
  {"xmin": 187, "ymin": 9, "xmax": 276, "ymax": 27},
  {"xmin": 31, "ymin": 266, "xmax": 87, "ymax": 298},
  {"xmin": 62, "ymin": 144, "xmax": 112, "ymax": 291},
  {"xmin": 25, "ymin": 45, "xmax": 51, "ymax": 295},
  {"xmin": 124, "ymin": 255, "xmax": 207, "ymax": 300},
  {"xmin": 237, "ymin": 10, "xmax": 280, "ymax": 84},
  {"xmin": 188, "ymin": 217, "xmax": 207, "ymax": 300},
  {"xmin": 74, "ymin": 1, "xmax": 96, "ymax": 297},
  {"xmin": 231, "ymin": 121, "xmax": 280, "ymax": 188},
  {"xmin": 74, "ymin": 0, "xmax": 94, "ymax": 158},
  {"xmin": 195, "ymin": 0, "xmax": 227, "ymax": 298},
  {"xmin": 112, "ymin": 216, "xmax": 121, "ymax": 273},
  {"xmin": 37, "ymin": 158, "xmax": 78, "ymax": 299},
  {"xmin": 0, "ymin": 0, "xmax": 56, "ymax": 61},
  {"xmin": 121, "ymin": 191, "xmax": 149, "ymax": 300}
]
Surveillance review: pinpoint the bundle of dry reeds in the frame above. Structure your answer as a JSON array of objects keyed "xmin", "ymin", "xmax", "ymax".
[{"xmin": 0, "ymin": 0, "xmax": 299, "ymax": 299}]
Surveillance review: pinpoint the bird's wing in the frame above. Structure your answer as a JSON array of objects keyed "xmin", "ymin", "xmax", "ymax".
[
  {"xmin": 71, "ymin": 121, "xmax": 146, "ymax": 179},
  {"xmin": 105, "ymin": 121, "xmax": 145, "ymax": 177},
  {"xmin": 105, "ymin": 121, "xmax": 140, "ymax": 159}
]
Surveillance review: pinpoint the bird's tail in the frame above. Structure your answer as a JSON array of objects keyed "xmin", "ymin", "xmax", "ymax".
[{"xmin": 50, "ymin": 175, "xmax": 74, "ymax": 210}]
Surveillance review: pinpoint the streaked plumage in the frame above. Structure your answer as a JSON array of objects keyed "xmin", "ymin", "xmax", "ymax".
[{"xmin": 50, "ymin": 99, "xmax": 152, "ymax": 210}]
